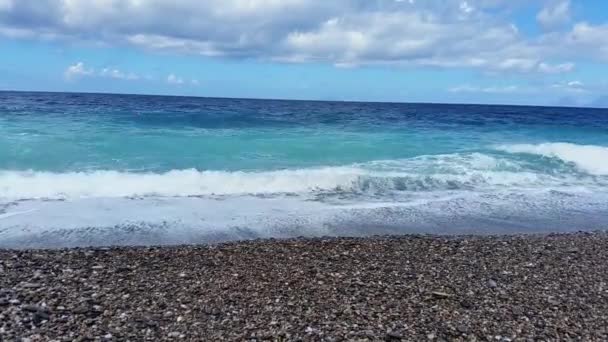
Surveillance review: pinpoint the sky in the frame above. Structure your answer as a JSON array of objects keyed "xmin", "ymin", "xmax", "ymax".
[{"xmin": 1, "ymin": 0, "xmax": 607, "ymax": 107}]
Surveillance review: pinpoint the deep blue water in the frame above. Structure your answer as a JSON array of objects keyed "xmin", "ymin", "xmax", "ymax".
[{"xmin": 1, "ymin": 91, "xmax": 608, "ymax": 248}]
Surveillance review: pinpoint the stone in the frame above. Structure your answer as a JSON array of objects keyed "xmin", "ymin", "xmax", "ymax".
[
  {"xmin": 385, "ymin": 332, "xmax": 404, "ymax": 340},
  {"xmin": 457, "ymin": 324, "xmax": 469, "ymax": 334},
  {"xmin": 33, "ymin": 311, "xmax": 50, "ymax": 325},
  {"xmin": 512, "ymin": 307, "xmax": 524, "ymax": 316},
  {"xmin": 73, "ymin": 306, "xmax": 89, "ymax": 314},
  {"xmin": 431, "ymin": 292, "xmax": 452, "ymax": 299},
  {"xmin": 22, "ymin": 305, "xmax": 46, "ymax": 313},
  {"xmin": 460, "ymin": 300, "xmax": 473, "ymax": 309}
]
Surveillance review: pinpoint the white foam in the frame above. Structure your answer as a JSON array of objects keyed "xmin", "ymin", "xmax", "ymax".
[
  {"xmin": 2, "ymin": 187, "xmax": 608, "ymax": 248},
  {"xmin": 498, "ymin": 142, "xmax": 608, "ymax": 176},
  {"xmin": 0, "ymin": 151, "xmax": 603, "ymax": 200},
  {"xmin": 0, "ymin": 168, "xmax": 365, "ymax": 199},
  {"xmin": 0, "ymin": 209, "xmax": 38, "ymax": 220}
]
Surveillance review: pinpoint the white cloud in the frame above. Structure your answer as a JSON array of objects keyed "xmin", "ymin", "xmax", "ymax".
[
  {"xmin": 64, "ymin": 62, "xmax": 139, "ymax": 81},
  {"xmin": 0, "ymin": 1, "xmax": 602, "ymax": 73},
  {"xmin": 537, "ymin": 62, "xmax": 574, "ymax": 73},
  {"xmin": 563, "ymin": 22, "xmax": 608, "ymax": 60},
  {"xmin": 64, "ymin": 62, "xmax": 94, "ymax": 80},
  {"xmin": 280, "ymin": 11, "xmax": 553, "ymax": 73},
  {"xmin": 449, "ymin": 84, "xmax": 520, "ymax": 93},
  {"xmin": 167, "ymin": 74, "xmax": 184, "ymax": 85},
  {"xmin": 537, "ymin": 1, "xmax": 570, "ymax": 29},
  {"xmin": 167, "ymin": 74, "xmax": 199, "ymax": 86},
  {"xmin": 552, "ymin": 80, "xmax": 587, "ymax": 92},
  {"xmin": 459, "ymin": 1, "xmax": 474, "ymax": 15},
  {"xmin": 451, "ymin": 80, "xmax": 605, "ymax": 97},
  {"xmin": 100, "ymin": 68, "xmax": 139, "ymax": 80}
]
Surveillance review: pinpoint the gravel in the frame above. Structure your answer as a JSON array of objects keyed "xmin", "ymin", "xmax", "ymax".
[{"xmin": 1, "ymin": 232, "xmax": 608, "ymax": 341}]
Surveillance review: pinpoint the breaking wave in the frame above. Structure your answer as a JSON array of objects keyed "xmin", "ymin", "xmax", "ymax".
[
  {"xmin": 497, "ymin": 142, "xmax": 608, "ymax": 176},
  {"xmin": 1, "ymin": 150, "xmax": 604, "ymax": 200}
]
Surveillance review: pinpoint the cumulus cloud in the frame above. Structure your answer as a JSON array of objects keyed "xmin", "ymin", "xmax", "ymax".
[
  {"xmin": 0, "ymin": 0, "xmax": 603, "ymax": 73},
  {"xmin": 537, "ymin": 1, "xmax": 570, "ymax": 29},
  {"xmin": 64, "ymin": 62, "xmax": 94, "ymax": 80},
  {"xmin": 563, "ymin": 23, "xmax": 608, "ymax": 61}
]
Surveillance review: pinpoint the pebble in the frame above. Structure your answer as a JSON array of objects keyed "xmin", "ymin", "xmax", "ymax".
[
  {"xmin": 385, "ymin": 332, "xmax": 404, "ymax": 340},
  {"xmin": 431, "ymin": 292, "xmax": 452, "ymax": 299},
  {"xmin": 22, "ymin": 304, "xmax": 47, "ymax": 313},
  {"xmin": 457, "ymin": 324, "xmax": 469, "ymax": 334},
  {"xmin": 0, "ymin": 233, "xmax": 607, "ymax": 341}
]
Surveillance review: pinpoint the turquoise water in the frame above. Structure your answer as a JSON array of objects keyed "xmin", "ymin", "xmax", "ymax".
[{"xmin": 1, "ymin": 92, "xmax": 608, "ymax": 248}]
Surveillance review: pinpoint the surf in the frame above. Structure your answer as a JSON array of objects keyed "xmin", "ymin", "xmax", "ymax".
[
  {"xmin": 0, "ymin": 150, "xmax": 605, "ymax": 201},
  {"xmin": 497, "ymin": 142, "xmax": 608, "ymax": 176}
]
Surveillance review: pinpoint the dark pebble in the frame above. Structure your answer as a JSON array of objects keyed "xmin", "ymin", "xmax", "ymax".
[{"xmin": 0, "ymin": 232, "xmax": 607, "ymax": 341}]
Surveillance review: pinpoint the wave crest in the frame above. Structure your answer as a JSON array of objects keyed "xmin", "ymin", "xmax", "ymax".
[
  {"xmin": 497, "ymin": 142, "xmax": 608, "ymax": 176},
  {"xmin": 0, "ymin": 168, "xmax": 364, "ymax": 199},
  {"xmin": 0, "ymin": 152, "xmax": 598, "ymax": 200}
]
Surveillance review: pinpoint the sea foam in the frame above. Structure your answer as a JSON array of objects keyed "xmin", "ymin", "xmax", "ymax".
[{"xmin": 0, "ymin": 150, "xmax": 603, "ymax": 200}]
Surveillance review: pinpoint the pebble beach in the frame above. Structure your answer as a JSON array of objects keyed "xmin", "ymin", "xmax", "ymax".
[{"xmin": 1, "ymin": 232, "xmax": 608, "ymax": 341}]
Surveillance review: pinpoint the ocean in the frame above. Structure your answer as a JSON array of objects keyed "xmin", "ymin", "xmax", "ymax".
[{"xmin": 1, "ymin": 91, "xmax": 607, "ymax": 248}]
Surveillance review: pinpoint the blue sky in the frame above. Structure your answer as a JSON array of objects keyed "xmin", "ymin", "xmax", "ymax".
[{"xmin": 1, "ymin": 0, "xmax": 607, "ymax": 106}]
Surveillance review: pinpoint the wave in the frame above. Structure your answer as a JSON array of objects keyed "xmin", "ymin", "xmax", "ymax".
[
  {"xmin": 0, "ymin": 168, "xmax": 364, "ymax": 199},
  {"xmin": 497, "ymin": 142, "xmax": 608, "ymax": 176},
  {"xmin": 0, "ymin": 152, "xmax": 601, "ymax": 200}
]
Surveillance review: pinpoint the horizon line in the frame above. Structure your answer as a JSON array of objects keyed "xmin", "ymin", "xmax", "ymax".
[{"xmin": 1, "ymin": 89, "xmax": 605, "ymax": 110}]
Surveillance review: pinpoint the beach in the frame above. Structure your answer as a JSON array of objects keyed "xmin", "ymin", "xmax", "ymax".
[
  {"xmin": 2, "ymin": 1, "xmax": 608, "ymax": 340},
  {"xmin": 1, "ymin": 232, "xmax": 607, "ymax": 341}
]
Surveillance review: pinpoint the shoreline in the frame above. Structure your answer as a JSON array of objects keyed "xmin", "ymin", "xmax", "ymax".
[{"xmin": 2, "ymin": 232, "xmax": 608, "ymax": 340}]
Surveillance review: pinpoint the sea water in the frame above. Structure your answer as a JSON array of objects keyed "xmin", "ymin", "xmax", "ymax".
[{"xmin": 1, "ymin": 91, "xmax": 607, "ymax": 248}]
